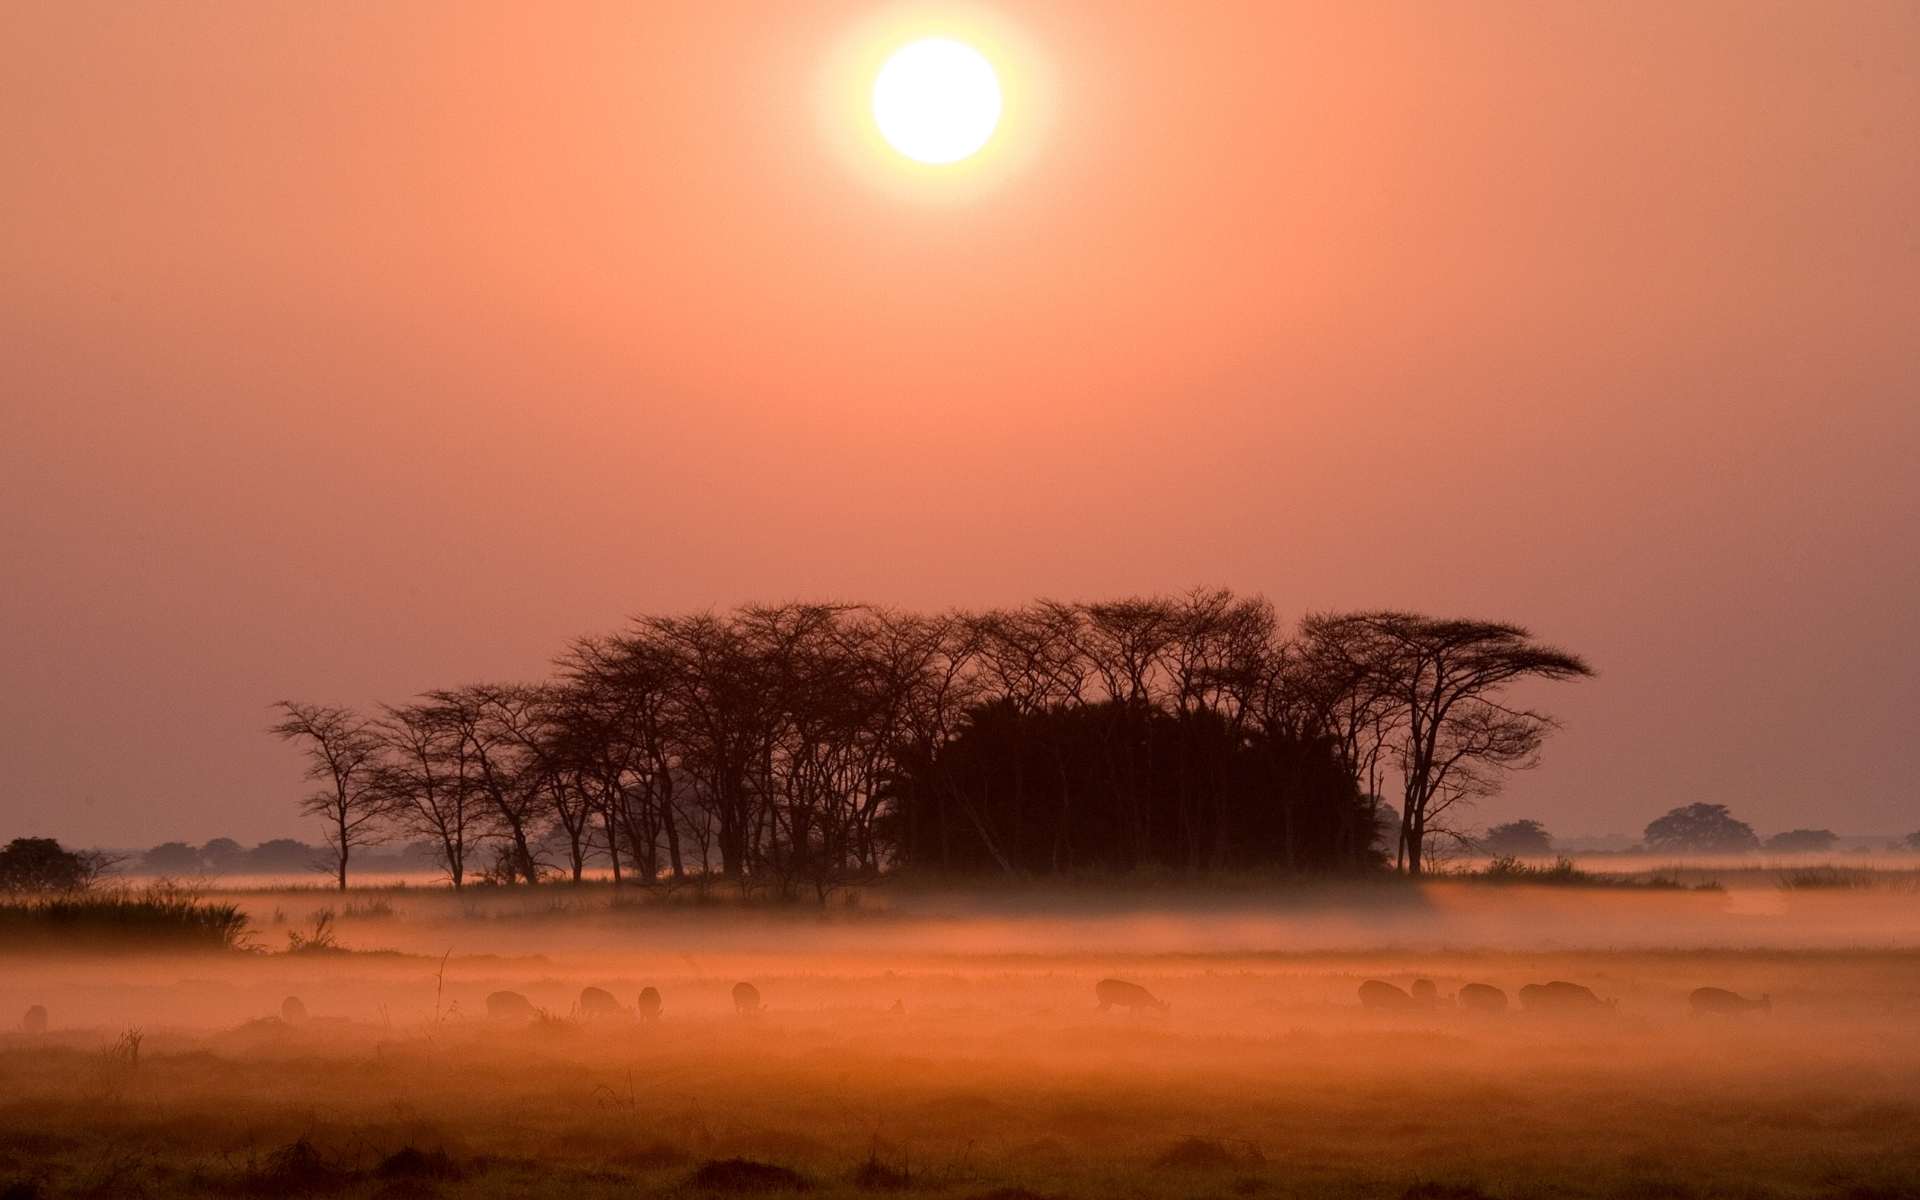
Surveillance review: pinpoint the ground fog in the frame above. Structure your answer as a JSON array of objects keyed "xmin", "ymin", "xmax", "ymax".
[{"xmin": 2, "ymin": 880, "xmax": 1917, "ymax": 1199}]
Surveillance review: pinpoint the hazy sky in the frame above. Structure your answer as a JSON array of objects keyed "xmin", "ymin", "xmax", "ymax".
[{"xmin": 3, "ymin": 1, "xmax": 1916, "ymax": 847}]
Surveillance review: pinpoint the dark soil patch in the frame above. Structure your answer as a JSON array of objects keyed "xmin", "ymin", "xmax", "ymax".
[
  {"xmin": 1153, "ymin": 1137, "xmax": 1263, "ymax": 1169},
  {"xmin": 689, "ymin": 1158, "xmax": 811, "ymax": 1193},
  {"xmin": 1401, "ymin": 1184, "xmax": 1495, "ymax": 1200},
  {"xmin": 374, "ymin": 1148, "xmax": 463, "ymax": 1181},
  {"xmin": 851, "ymin": 1155, "xmax": 914, "ymax": 1191},
  {"xmin": 242, "ymin": 1138, "xmax": 356, "ymax": 1195},
  {"xmin": 612, "ymin": 1143, "xmax": 693, "ymax": 1170}
]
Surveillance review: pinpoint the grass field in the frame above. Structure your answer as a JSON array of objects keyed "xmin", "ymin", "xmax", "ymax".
[{"xmin": 2, "ymin": 876, "xmax": 1918, "ymax": 1199}]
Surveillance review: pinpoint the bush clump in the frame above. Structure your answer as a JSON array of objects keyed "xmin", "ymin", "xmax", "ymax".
[{"xmin": 0, "ymin": 881, "xmax": 249, "ymax": 951}]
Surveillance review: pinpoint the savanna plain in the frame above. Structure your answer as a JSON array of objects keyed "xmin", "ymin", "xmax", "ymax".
[{"xmin": 4, "ymin": 870, "xmax": 1919, "ymax": 1200}]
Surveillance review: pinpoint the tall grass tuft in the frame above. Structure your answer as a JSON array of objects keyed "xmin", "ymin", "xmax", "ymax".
[
  {"xmin": 1460, "ymin": 856, "xmax": 1715, "ymax": 891},
  {"xmin": 1777, "ymin": 867, "xmax": 1879, "ymax": 891},
  {"xmin": 0, "ymin": 880, "xmax": 249, "ymax": 951}
]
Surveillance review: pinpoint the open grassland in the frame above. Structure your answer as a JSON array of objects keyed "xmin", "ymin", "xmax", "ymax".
[{"xmin": 2, "ymin": 879, "xmax": 1918, "ymax": 1199}]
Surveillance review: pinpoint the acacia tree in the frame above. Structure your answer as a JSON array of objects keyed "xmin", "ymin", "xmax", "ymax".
[
  {"xmin": 1308, "ymin": 614, "xmax": 1593, "ymax": 875},
  {"xmin": 427, "ymin": 685, "xmax": 548, "ymax": 884},
  {"xmin": 270, "ymin": 700, "xmax": 387, "ymax": 890},
  {"xmin": 375, "ymin": 700, "xmax": 479, "ymax": 888}
]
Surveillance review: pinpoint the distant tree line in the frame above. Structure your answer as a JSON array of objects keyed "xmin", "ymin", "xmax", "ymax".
[
  {"xmin": 1483, "ymin": 807, "xmax": 1912, "ymax": 858},
  {"xmin": 136, "ymin": 837, "xmax": 434, "ymax": 877},
  {"xmin": 271, "ymin": 593, "xmax": 1595, "ymax": 890}
]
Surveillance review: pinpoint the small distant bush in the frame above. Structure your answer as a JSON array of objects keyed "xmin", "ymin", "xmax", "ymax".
[
  {"xmin": 1764, "ymin": 829, "xmax": 1839, "ymax": 854},
  {"xmin": 285, "ymin": 908, "xmax": 342, "ymax": 953},
  {"xmin": 343, "ymin": 897, "xmax": 396, "ymax": 920},
  {"xmin": 0, "ymin": 880, "xmax": 249, "ymax": 951}
]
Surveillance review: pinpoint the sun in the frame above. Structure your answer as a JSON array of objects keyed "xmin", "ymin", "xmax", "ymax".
[{"xmin": 872, "ymin": 38, "xmax": 1002, "ymax": 165}]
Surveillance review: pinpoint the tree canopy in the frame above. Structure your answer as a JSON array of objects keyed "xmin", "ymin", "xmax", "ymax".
[
  {"xmin": 1644, "ymin": 803, "xmax": 1759, "ymax": 854},
  {"xmin": 268, "ymin": 592, "xmax": 1591, "ymax": 887}
]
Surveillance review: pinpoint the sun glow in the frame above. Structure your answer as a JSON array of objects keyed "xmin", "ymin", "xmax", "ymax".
[{"xmin": 872, "ymin": 38, "xmax": 1002, "ymax": 164}]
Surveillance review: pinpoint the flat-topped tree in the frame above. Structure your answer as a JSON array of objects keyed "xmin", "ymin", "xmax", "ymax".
[
  {"xmin": 270, "ymin": 701, "xmax": 387, "ymax": 890},
  {"xmin": 1305, "ymin": 613, "xmax": 1594, "ymax": 875}
]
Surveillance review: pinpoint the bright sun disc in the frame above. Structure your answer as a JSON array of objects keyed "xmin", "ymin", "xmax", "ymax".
[{"xmin": 872, "ymin": 38, "xmax": 1002, "ymax": 164}]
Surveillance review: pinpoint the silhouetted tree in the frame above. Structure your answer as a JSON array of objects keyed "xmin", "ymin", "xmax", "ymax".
[
  {"xmin": 200, "ymin": 837, "xmax": 246, "ymax": 872},
  {"xmin": 374, "ymin": 701, "xmax": 480, "ymax": 888},
  {"xmin": 1763, "ymin": 828, "xmax": 1837, "ymax": 854},
  {"xmin": 142, "ymin": 841, "xmax": 203, "ymax": 874},
  {"xmin": 248, "ymin": 838, "xmax": 320, "ymax": 872},
  {"xmin": 270, "ymin": 701, "xmax": 388, "ymax": 890},
  {"xmin": 0, "ymin": 837, "xmax": 116, "ymax": 894},
  {"xmin": 1480, "ymin": 819, "xmax": 1553, "ymax": 856},
  {"xmin": 266, "ymin": 593, "xmax": 1589, "ymax": 889},
  {"xmin": 1643, "ymin": 803, "xmax": 1759, "ymax": 854},
  {"xmin": 422, "ymin": 685, "xmax": 549, "ymax": 884},
  {"xmin": 1304, "ymin": 614, "xmax": 1593, "ymax": 874}
]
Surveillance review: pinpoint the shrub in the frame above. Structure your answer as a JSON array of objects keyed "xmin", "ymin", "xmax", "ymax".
[{"xmin": 0, "ymin": 881, "xmax": 249, "ymax": 951}]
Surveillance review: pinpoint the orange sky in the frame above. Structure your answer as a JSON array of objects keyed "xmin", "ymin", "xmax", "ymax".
[{"xmin": 3, "ymin": 1, "xmax": 1917, "ymax": 845}]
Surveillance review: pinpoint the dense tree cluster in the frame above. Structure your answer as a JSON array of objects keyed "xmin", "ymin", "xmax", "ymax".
[
  {"xmin": 0, "ymin": 838, "xmax": 115, "ymax": 895},
  {"xmin": 1479, "ymin": 819, "xmax": 1554, "ymax": 857},
  {"xmin": 272, "ymin": 592, "xmax": 1592, "ymax": 889},
  {"xmin": 1762, "ymin": 828, "xmax": 1838, "ymax": 854},
  {"xmin": 1642, "ymin": 803, "xmax": 1760, "ymax": 854}
]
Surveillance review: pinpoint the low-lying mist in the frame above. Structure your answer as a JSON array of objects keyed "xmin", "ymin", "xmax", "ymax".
[{"xmin": 3, "ymin": 878, "xmax": 1917, "ymax": 1199}]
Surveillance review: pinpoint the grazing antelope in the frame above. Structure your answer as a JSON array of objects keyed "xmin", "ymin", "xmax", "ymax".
[
  {"xmin": 1095, "ymin": 978, "xmax": 1169, "ymax": 1013},
  {"xmin": 280, "ymin": 996, "xmax": 308, "ymax": 1025},
  {"xmin": 1357, "ymin": 980, "xmax": 1420, "ymax": 1012},
  {"xmin": 1518, "ymin": 981, "xmax": 1612, "ymax": 1013},
  {"xmin": 637, "ymin": 987, "xmax": 663, "ymax": 1021},
  {"xmin": 579, "ymin": 986, "xmax": 622, "ymax": 1017},
  {"xmin": 732, "ymin": 981, "xmax": 763, "ymax": 1015},
  {"xmin": 1689, "ymin": 987, "xmax": 1771, "ymax": 1016},
  {"xmin": 1457, "ymin": 983, "xmax": 1509, "ymax": 1014},
  {"xmin": 485, "ymin": 990, "xmax": 538, "ymax": 1020},
  {"xmin": 21, "ymin": 1005, "xmax": 48, "ymax": 1035}
]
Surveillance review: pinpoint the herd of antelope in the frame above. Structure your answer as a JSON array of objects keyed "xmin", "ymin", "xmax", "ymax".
[
  {"xmin": 11, "ymin": 976, "xmax": 1773, "ymax": 1035},
  {"xmin": 1355, "ymin": 977, "xmax": 1772, "ymax": 1016}
]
